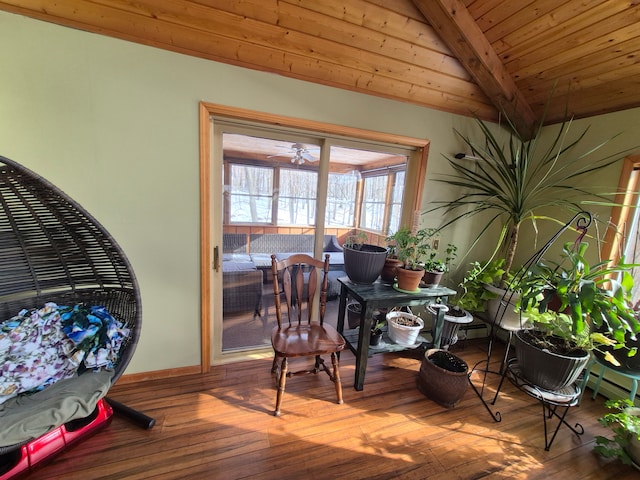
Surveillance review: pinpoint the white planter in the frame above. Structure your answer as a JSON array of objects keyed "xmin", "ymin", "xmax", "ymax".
[
  {"xmin": 429, "ymin": 305, "xmax": 473, "ymax": 348},
  {"xmin": 484, "ymin": 284, "xmax": 527, "ymax": 331},
  {"xmin": 625, "ymin": 407, "xmax": 640, "ymax": 469},
  {"xmin": 387, "ymin": 311, "xmax": 424, "ymax": 346}
]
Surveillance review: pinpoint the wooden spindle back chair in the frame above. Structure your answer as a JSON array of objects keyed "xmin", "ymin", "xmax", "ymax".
[{"xmin": 269, "ymin": 253, "xmax": 345, "ymax": 416}]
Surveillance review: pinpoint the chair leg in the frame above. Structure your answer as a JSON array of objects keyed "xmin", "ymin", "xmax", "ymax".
[
  {"xmin": 331, "ymin": 353, "xmax": 344, "ymax": 405},
  {"xmin": 274, "ymin": 357, "xmax": 288, "ymax": 416}
]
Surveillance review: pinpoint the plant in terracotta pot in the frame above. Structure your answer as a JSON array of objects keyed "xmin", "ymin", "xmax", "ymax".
[
  {"xmin": 381, "ymin": 244, "xmax": 404, "ymax": 283},
  {"xmin": 343, "ymin": 231, "xmax": 388, "ymax": 284},
  {"xmin": 595, "ymin": 399, "xmax": 640, "ymax": 469},
  {"xmin": 515, "ymin": 241, "xmax": 640, "ymax": 391},
  {"xmin": 386, "ymin": 226, "xmax": 430, "ymax": 291}
]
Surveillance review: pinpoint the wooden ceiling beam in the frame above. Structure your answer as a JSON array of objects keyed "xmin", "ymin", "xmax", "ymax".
[{"xmin": 412, "ymin": 0, "xmax": 538, "ymax": 137}]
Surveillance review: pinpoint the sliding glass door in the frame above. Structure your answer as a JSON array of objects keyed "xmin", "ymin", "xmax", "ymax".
[{"xmin": 203, "ymin": 105, "xmax": 429, "ymax": 365}]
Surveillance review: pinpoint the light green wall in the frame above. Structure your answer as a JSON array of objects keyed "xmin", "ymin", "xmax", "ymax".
[
  {"xmin": 1, "ymin": 11, "xmax": 638, "ymax": 374},
  {"xmin": 0, "ymin": 11, "xmax": 467, "ymax": 374}
]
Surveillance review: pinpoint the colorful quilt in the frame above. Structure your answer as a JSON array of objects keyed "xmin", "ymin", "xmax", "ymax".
[{"xmin": 0, "ymin": 302, "xmax": 130, "ymax": 406}]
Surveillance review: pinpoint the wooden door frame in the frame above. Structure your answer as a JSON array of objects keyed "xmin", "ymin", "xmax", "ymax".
[{"xmin": 198, "ymin": 101, "xmax": 430, "ymax": 371}]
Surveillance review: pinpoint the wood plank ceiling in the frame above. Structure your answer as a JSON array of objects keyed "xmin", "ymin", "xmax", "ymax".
[{"xmin": 2, "ymin": 0, "xmax": 640, "ymax": 135}]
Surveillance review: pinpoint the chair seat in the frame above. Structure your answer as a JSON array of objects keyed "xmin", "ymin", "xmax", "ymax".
[{"xmin": 271, "ymin": 323, "xmax": 345, "ymax": 358}]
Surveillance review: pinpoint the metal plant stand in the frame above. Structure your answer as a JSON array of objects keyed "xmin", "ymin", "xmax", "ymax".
[
  {"xmin": 468, "ymin": 211, "xmax": 593, "ymax": 435},
  {"xmin": 500, "ymin": 358, "xmax": 585, "ymax": 450}
]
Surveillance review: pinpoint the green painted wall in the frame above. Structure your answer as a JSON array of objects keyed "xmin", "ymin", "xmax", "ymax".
[{"xmin": 1, "ymin": 11, "xmax": 638, "ymax": 375}]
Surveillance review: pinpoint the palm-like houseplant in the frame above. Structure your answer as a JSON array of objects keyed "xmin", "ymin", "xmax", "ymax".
[{"xmin": 426, "ymin": 102, "xmax": 629, "ymax": 288}]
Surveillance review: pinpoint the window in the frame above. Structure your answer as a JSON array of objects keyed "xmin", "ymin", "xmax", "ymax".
[
  {"xmin": 326, "ymin": 172, "xmax": 357, "ymax": 227},
  {"xmin": 228, "ymin": 164, "xmax": 273, "ymax": 223},
  {"xmin": 603, "ymin": 155, "xmax": 640, "ymax": 307},
  {"xmin": 223, "ymin": 132, "xmax": 410, "ymax": 235},
  {"xmin": 278, "ymin": 168, "xmax": 317, "ymax": 225},
  {"xmin": 361, "ymin": 175, "xmax": 388, "ymax": 231}
]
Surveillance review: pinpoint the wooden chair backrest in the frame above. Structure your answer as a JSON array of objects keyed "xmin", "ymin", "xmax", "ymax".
[{"xmin": 270, "ymin": 253, "xmax": 330, "ymax": 328}]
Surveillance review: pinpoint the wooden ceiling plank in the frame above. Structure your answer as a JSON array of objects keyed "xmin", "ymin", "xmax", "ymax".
[
  {"xmin": 523, "ymin": 59, "xmax": 640, "ymax": 109},
  {"xmin": 365, "ymin": 0, "xmax": 426, "ymax": 22},
  {"xmin": 469, "ymin": 0, "xmax": 536, "ymax": 33},
  {"xmin": 87, "ymin": 0, "xmax": 486, "ymax": 101},
  {"xmin": 411, "ymin": 0, "xmax": 537, "ymax": 136},
  {"xmin": 537, "ymin": 83, "xmax": 640, "ymax": 123},
  {"xmin": 464, "ymin": 0, "xmax": 516, "ymax": 19},
  {"xmin": 187, "ymin": 0, "xmax": 280, "ymax": 24},
  {"xmin": 483, "ymin": 0, "xmax": 594, "ymax": 45},
  {"xmin": 281, "ymin": 0, "xmax": 452, "ymax": 55},
  {"xmin": 497, "ymin": 0, "xmax": 634, "ymax": 62},
  {"xmin": 0, "ymin": 0, "xmax": 485, "ymax": 113},
  {"xmin": 514, "ymin": 29, "xmax": 640, "ymax": 86},
  {"xmin": 275, "ymin": 2, "xmax": 472, "ymax": 80}
]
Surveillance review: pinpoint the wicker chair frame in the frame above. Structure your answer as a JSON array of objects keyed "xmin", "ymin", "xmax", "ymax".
[{"xmin": 0, "ymin": 155, "xmax": 146, "ymax": 450}]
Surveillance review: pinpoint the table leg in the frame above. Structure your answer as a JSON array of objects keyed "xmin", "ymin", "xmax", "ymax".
[
  {"xmin": 336, "ymin": 286, "xmax": 347, "ymax": 334},
  {"xmin": 353, "ymin": 302, "xmax": 375, "ymax": 391}
]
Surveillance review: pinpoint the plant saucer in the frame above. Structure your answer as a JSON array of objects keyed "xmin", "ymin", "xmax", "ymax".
[{"xmin": 392, "ymin": 283, "xmax": 421, "ymax": 294}]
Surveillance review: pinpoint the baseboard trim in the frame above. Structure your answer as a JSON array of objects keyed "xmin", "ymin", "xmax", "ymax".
[{"xmin": 117, "ymin": 365, "xmax": 202, "ymax": 385}]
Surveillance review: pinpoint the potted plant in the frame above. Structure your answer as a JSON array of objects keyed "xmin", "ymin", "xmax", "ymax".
[
  {"xmin": 381, "ymin": 244, "xmax": 404, "ymax": 283},
  {"xmin": 515, "ymin": 241, "xmax": 640, "ymax": 391},
  {"xmin": 417, "ymin": 348, "xmax": 469, "ymax": 408},
  {"xmin": 342, "ymin": 231, "xmax": 388, "ymax": 284},
  {"xmin": 595, "ymin": 399, "xmax": 640, "ymax": 469},
  {"xmin": 422, "ymin": 239, "xmax": 458, "ymax": 288},
  {"xmin": 386, "ymin": 226, "xmax": 430, "ymax": 291},
  {"xmin": 427, "ymin": 303, "xmax": 474, "ymax": 350},
  {"xmin": 370, "ymin": 318, "xmax": 385, "ymax": 346},
  {"xmin": 424, "ymin": 97, "xmax": 633, "ymax": 290}
]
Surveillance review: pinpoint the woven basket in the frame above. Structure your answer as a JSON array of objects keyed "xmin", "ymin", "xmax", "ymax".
[
  {"xmin": 417, "ymin": 349, "xmax": 468, "ymax": 408},
  {"xmin": 386, "ymin": 311, "xmax": 424, "ymax": 346}
]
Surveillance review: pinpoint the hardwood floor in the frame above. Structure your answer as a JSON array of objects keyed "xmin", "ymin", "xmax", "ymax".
[{"xmin": 25, "ymin": 339, "xmax": 638, "ymax": 480}]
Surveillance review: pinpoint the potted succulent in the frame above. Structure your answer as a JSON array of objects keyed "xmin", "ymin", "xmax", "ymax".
[
  {"xmin": 595, "ymin": 399, "xmax": 640, "ymax": 469},
  {"xmin": 515, "ymin": 241, "xmax": 640, "ymax": 391},
  {"xmin": 342, "ymin": 231, "xmax": 388, "ymax": 284},
  {"xmin": 386, "ymin": 226, "xmax": 430, "ymax": 291}
]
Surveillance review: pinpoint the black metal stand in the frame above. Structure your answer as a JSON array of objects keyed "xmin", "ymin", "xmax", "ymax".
[
  {"xmin": 467, "ymin": 211, "xmax": 592, "ymax": 426},
  {"xmin": 501, "ymin": 359, "xmax": 584, "ymax": 450},
  {"xmin": 105, "ymin": 397, "xmax": 156, "ymax": 430}
]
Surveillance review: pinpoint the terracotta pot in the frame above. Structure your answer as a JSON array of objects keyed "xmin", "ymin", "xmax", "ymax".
[
  {"xmin": 395, "ymin": 267, "xmax": 424, "ymax": 291},
  {"xmin": 381, "ymin": 257, "xmax": 403, "ymax": 283}
]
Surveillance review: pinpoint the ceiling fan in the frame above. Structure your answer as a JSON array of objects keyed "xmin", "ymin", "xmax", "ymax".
[{"xmin": 269, "ymin": 143, "xmax": 317, "ymax": 165}]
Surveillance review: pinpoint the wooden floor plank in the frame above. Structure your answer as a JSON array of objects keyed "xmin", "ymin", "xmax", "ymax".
[{"xmin": 20, "ymin": 339, "xmax": 639, "ymax": 480}]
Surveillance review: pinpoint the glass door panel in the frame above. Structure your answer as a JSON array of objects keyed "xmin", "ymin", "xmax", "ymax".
[{"xmin": 218, "ymin": 132, "xmax": 410, "ymax": 354}]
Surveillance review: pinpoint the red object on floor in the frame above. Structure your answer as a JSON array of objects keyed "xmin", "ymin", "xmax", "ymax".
[{"xmin": 0, "ymin": 398, "xmax": 113, "ymax": 480}]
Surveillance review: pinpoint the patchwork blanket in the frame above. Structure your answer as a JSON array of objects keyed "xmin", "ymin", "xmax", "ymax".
[{"xmin": 0, "ymin": 302, "xmax": 130, "ymax": 406}]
